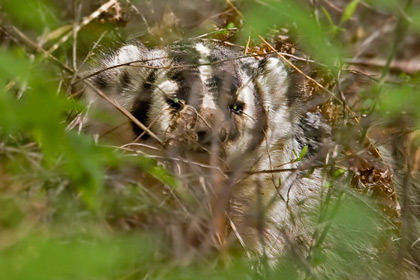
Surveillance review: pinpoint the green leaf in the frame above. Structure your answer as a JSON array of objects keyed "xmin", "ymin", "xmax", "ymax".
[
  {"xmin": 3, "ymin": 0, "xmax": 61, "ymax": 32},
  {"xmin": 339, "ymin": 0, "xmax": 360, "ymax": 25},
  {"xmin": 312, "ymin": 245, "xmax": 328, "ymax": 266},
  {"xmin": 299, "ymin": 145, "xmax": 308, "ymax": 160},
  {"xmin": 321, "ymin": 6, "xmax": 335, "ymax": 27},
  {"xmin": 149, "ymin": 165, "xmax": 179, "ymax": 188},
  {"xmin": 226, "ymin": 22, "xmax": 236, "ymax": 29},
  {"xmin": 294, "ymin": 145, "xmax": 308, "ymax": 162},
  {"xmin": 304, "ymin": 167, "xmax": 316, "ymax": 178},
  {"xmin": 333, "ymin": 168, "xmax": 345, "ymax": 178}
]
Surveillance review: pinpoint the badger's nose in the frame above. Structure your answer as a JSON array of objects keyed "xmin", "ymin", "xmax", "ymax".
[
  {"xmin": 195, "ymin": 125, "xmax": 228, "ymax": 148},
  {"xmin": 194, "ymin": 108, "xmax": 227, "ymax": 148},
  {"xmin": 196, "ymin": 129, "xmax": 212, "ymax": 146}
]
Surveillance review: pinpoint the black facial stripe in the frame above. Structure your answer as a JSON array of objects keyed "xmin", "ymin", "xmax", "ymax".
[
  {"xmin": 245, "ymin": 83, "xmax": 268, "ymax": 151},
  {"xmin": 296, "ymin": 112, "xmax": 331, "ymax": 157},
  {"xmin": 130, "ymin": 69, "xmax": 158, "ymax": 138},
  {"xmin": 131, "ymin": 99, "xmax": 151, "ymax": 138},
  {"xmin": 166, "ymin": 70, "xmax": 193, "ymax": 102},
  {"xmin": 143, "ymin": 69, "xmax": 157, "ymax": 90},
  {"xmin": 168, "ymin": 43, "xmax": 214, "ymax": 109},
  {"xmin": 286, "ymin": 69, "xmax": 302, "ymax": 107},
  {"xmin": 229, "ymin": 72, "xmax": 240, "ymax": 97},
  {"xmin": 120, "ymin": 70, "xmax": 130, "ymax": 90},
  {"xmin": 258, "ymin": 57, "xmax": 268, "ymax": 69},
  {"xmin": 169, "ymin": 42, "xmax": 201, "ymax": 65},
  {"xmin": 207, "ymin": 63, "xmax": 241, "ymax": 112},
  {"xmin": 207, "ymin": 75, "xmax": 221, "ymax": 90},
  {"xmin": 93, "ymin": 73, "xmax": 108, "ymax": 89},
  {"xmin": 240, "ymin": 61, "xmax": 257, "ymax": 79}
]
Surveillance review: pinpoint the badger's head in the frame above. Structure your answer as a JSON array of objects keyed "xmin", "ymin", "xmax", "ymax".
[{"xmin": 88, "ymin": 41, "xmax": 298, "ymax": 166}]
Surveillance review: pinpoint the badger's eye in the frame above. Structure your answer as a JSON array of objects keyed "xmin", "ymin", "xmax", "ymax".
[
  {"xmin": 229, "ymin": 102, "xmax": 244, "ymax": 115},
  {"xmin": 166, "ymin": 96, "xmax": 183, "ymax": 110}
]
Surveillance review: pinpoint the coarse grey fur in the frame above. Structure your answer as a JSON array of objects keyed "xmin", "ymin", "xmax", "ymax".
[{"xmin": 84, "ymin": 40, "xmax": 331, "ymax": 259}]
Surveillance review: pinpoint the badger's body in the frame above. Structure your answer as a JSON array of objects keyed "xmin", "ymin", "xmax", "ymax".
[{"xmin": 84, "ymin": 40, "xmax": 330, "ymax": 258}]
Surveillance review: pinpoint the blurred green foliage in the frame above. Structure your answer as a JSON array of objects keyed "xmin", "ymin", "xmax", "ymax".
[
  {"xmin": 2, "ymin": 0, "xmax": 61, "ymax": 32},
  {"xmin": 243, "ymin": 0, "xmax": 344, "ymax": 67},
  {"xmin": 0, "ymin": 46, "xmax": 117, "ymax": 207},
  {"xmin": 0, "ymin": 233, "xmax": 152, "ymax": 280}
]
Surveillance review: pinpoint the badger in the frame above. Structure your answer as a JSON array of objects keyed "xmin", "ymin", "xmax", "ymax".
[{"xmin": 83, "ymin": 40, "xmax": 331, "ymax": 259}]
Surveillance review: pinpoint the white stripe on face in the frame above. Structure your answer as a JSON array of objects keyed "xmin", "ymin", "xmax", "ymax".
[
  {"xmin": 202, "ymin": 93, "xmax": 217, "ymax": 109},
  {"xmin": 157, "ymin": 80, "xmax": 179, "ymax": 96},
  {"xmin": 147, "ymin": 79, "xmax": 180, "ymax": 137},
  {"xmin": 195, "ymin": 43, "xmax": 217, "ymax": 109},
  {"xmin": 237, "ymin": 74, "xmax": 257, "ymax": 130}
]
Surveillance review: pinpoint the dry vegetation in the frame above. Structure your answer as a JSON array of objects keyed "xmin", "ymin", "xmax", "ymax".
[{"xmin": 1, "ymin": 0, "xmax": 420, "ymax": 279}]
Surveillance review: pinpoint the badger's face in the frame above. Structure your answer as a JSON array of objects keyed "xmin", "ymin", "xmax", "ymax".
[{"xmin": 89, "ymin": 41, "xmax": 293, "ymax": 164}]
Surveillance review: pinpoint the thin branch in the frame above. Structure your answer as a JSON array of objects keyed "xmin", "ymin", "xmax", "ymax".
[{"xmin": 46, "ymin": 0, "xmax": 118, "ymax": 54}]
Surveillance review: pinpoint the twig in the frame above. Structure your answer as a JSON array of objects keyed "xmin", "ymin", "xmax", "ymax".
[
  {"xmin": 225, "ymin": 0, "xmax": 244, "ymax": 19},
  {"xmin": 46, "ymin": 0, "xmax": 118, "ymax": 54},
  {"xmin": 322, "ymin": 0, "xmax": 342, "ymax": 13},
  {"xmin": 347, "ymin": 57, "xmax": 420, "ymax": 76},
  {"xmin": 72, "ymin": 0, "xmax": 82, "ymax": 71}
]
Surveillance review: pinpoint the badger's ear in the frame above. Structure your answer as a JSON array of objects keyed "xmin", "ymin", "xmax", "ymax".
[
  {"xmin": 103, "ymin": 43, "xmax": 145, "ymax": 67},
  {"xmin": 126, "ymin": 39, "xmax": 149, "ymax": 52},
  {"xmin": 256, "ymin": 56, "xmax": 308, "ymax": 110},
  {"xmin": 254, "ymin": 56, "xmax": 290, "ymax": 108}
]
